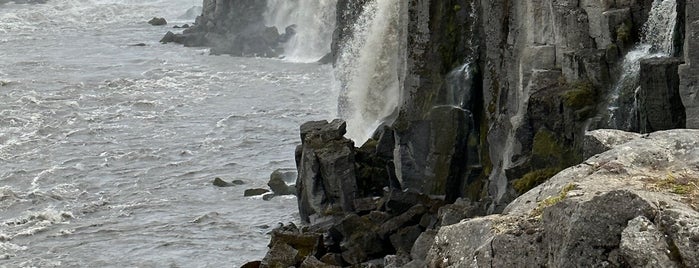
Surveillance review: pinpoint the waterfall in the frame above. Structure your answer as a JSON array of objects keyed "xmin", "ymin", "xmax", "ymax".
[
  {"xmin": 605, "ymin": 0, "xmax": 677, "ymax": 131},
  {"xmin": 335, "ymin": 0, "xmax": 407, "ymax": 144},
  {"xmin": 264, "ymin": 0, "xmax": 337, "ymax": 62}
]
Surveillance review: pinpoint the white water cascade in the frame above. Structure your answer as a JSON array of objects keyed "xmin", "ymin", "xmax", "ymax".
[
  {"xmin": 264, "ymin": 0, "xmax": 337, "ymax": 62},
  {"xmin": 605, "ymin": 0, "xmax": 677, "ymax": 130},
  {"xmin": 335, "ymin": 0, "xmax": 407, "ymax": 144}
]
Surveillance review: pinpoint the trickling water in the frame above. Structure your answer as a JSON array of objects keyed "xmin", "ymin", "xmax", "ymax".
[
  {"xmin": 264, "ymin": 0, "xmax": 337, "ymax": 62},
  {"xmin": 335, "ymin": 0, "xmax": 407, "ymax": 144},
  {"xmin": 445, "ymin": 63, "xmax": 474, "ymax": 108},
  {"xmin": 605, "ymin": 0, "xmax": 677, "ymax": 131}
]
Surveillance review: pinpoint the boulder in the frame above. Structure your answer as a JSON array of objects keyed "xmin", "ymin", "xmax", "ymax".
[
  {"xmin": 582, "ymin": 129, "xmax": 641, "ymax": 159},
  {"xmin": 296, "ymin": 120, "xmax": 358, "ymax": 222},
  {"xmin": 148, "ymin": 17, "xmax": 167, "ymax": 26},
  {"xmin": 620, "ymin": 216, "xmax": 676, "ymax": 267},
  {"xmin": 268, "ymin": 168, "xmax": 297, "ymax": 196},
  {"xmin": 427, "ymin": 129, "xmax": 699, "ymax": 267},
  {"xmin": 243, "ymin": 188, "xmax": 269, "ymax": 197}
]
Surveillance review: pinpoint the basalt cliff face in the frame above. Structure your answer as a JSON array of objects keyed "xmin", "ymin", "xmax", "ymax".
[{"xmin": 170, "ymin": 0, "xmax": 699, "ymax": 267}]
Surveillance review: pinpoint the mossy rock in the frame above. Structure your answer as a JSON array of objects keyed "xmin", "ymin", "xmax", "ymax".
[
  {"xmin": 616, "ymin": 22, "xmax": 632, "ymax": 44},
  {"xmin": 561, "ymin": 80, "xmax": 596, "ymax": 110},
  {"xmin": 512, "ymin": 168, "xmax": 562, "ymax": 194}
]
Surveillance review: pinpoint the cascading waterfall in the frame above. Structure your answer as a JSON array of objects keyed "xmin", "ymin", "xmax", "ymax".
[
  {"xmin": 335, "ymin": 0, "xmax": 407, "ymax": 144},
  {"xmin": 605, "ymin": 0, "xmax": 677, "ymax": 131},
  {"xmin": 263, "ymin": 0, "xmax": 337, "ymax": 62}
]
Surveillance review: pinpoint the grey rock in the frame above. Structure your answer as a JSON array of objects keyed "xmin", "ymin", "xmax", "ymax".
[
  {"xmin": 212, "ymin": 177, "xmax": 232, "ymax": 187},
  {"xmin": 388, "ymin": 225, "xmax": 422, "ymax": 253},
  {"xmin": 300, "ymin": 255, "xmax": 340, "ymax": 268},
  {"xmin": 427, "ymin": 129, "xmax": 699, "ymax": 268},
  {"xmin": 261, "ymin": 242, "xmax": 297, "ymax": 268},
  {"xmin": 148, "ymin": 17, "xmax": 167, "ymax": 26},
  {"xmin": 583, "ymin": 129, "xmax": 641, "ymax": 159},
  {"xmin": 268, "ymin": 168, "xmax": 297, "ymax": 196},
  {"xmin": 680, "ymin": 1, "xmax": 699, "ymax": 128},
  {"xmin": 243, "ymin": 188, "xmax": 269, "ymax": 197},
  {"xmin": 410, "ymin": 229, "xmax": 435, "ymax": 261},
  {"xmin": 620, "ymin": 216, "xmax": 677, "ymax": 268}
]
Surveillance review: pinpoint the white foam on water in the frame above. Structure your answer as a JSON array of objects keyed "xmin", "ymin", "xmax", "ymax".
[{"xmin": 264, "ymin": 0, "xmax": 337, "ymax": 62}]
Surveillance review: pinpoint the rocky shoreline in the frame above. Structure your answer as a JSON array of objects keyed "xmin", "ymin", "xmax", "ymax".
[{"xmin": 159, "ymin": 0, "xmax": 699, "ymax": 267}]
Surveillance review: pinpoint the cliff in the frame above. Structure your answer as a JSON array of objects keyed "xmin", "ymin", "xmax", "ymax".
[{"xmin": 167, "ymin": 0, "xmax": 699, "ymax": 266}]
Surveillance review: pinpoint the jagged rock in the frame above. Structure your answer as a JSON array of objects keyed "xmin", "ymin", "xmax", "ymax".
[
  {"xmin": 243, "ymin": 188, "xmax": 269, "ymax": 197},
  {"xmin": 300, "ymin": 255, "xmax": 339, "ymax": 268},
  {"xmin": 410, "ymin": 230, "xmax": 435, "ymax": 261},
  {"xmin": 262, "ymin": 242, "xmax": 298, "ymax": 268},
  {"xmin": 268, "ymin": 230, "xmax": 324, "ymax": 263},
  {"xmin": 436, "ymin": 198, "xmax": 483, "ymax": 226},
  {"xmin": 388, "ymin": 225, "xmax": 422, "ymax": 253},
  {"xmin": 384, "ymin": 254, "xmax": 410, "ymax": 268},
  {"xmin": 620, "ymin": 216, "xmax": 676, "ymax": 268},
  {"xmin": 377, "ymin": 205, "xmax": 426, "ymax": 239},
  {"xmin": 638, "ymin": 57, "xmax": 686, "ymax": 133},
  {"xmin": 427, "ymin": 130, "xmax": 699, "ymax": 267},
  {"xmin": 148, "ymin": 17, "xmax": 167, "ymax": 26},
  {"xmin": 582, "ymin": 129, "xmax": 642, "ymax": 159},
  {"xmin": 296, "ymin": 120, "xmax": 358, "ymax": 222},
  {"xmin": 268, "ymin": 168, "xmax": 296, "ymax": 196}
]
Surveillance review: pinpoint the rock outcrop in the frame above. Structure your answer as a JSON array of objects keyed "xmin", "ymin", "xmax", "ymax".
[
  {"xmin": 680, "ymin": 0, "xmax": 699, "ymax": 128},
  {"xmin": 161, "ymin": 0, "xmax": 285, "ymax": 57},
  {"xmin": 426, "ymin": 129, "xmax": 699, "ymax": 267}
]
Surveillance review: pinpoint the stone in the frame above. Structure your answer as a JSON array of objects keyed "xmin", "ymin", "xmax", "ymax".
[
  {"xmin": 427, "ymin": 130, "xmax": 699, "ymax": 267},
  {"xmin": 296, "ymin": 120, "xmax": 357, "ymax": 222},
  {"xmin": 243, "ymin": 188, "xmax": 269, "ymax": 197},
  {"xmin": 582, "ymin": 129, "xmax": 641, "ymax": 159},
  {"xmin": 160, "ymin": 31, "xmax": 176, "ymax": 43},
  {"xmin": 638, "ymin": 57, "xmax": 686, "ymax": 133},
  {"xmin": 620, "ymin": 216, "xmax": 676, "ymax": 268},
  {"xmin": 410, "ymin": 230, "xmax": 436, "ymax": 262},
  {"xmin": 269, "ymin": 230, "xmax": 324, "ymax": 263},
  {"xmin": 300, "ymin": 255, "xmax": 340, "ymax": 268},
  {"xmin": 268, "ymin": 168, "xmax": 297, "ymax": 196},
  {"xmin": 148, "ymin": 17, "xmax": 167, "ymax": 26},
  {"xmin": 261, "ymin": 242, "xmax": 298, "ymax": 268},
  {"xmin": 680, "ymin": 1, "xmax": 699, "ymax": 128},
  {"xmin": 377, "ymin": 205, "xmax": 426, "ymax": 239},
  {"xmin": 388, "ymin": 225, "xmax": 422, "ymax": 253},
  {"xmin": 212, "ymin": 177, "xmax": 232, "ymax": 187},
  {"xmin": 437, "ymin": 198, "xmax": 483, "ymax": 226}
]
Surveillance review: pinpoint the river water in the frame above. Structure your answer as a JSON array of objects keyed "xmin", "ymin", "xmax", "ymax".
[{"xmin": 0, "ymin": 0, "xmax": 336, "ymax": 266}]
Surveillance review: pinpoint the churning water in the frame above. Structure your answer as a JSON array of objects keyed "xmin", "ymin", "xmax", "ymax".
[
  {"xmin": 0, "ymin": 0, "xmax": 335, "ymax": 266},
  {"xmin": 605, "ymin": 0, "xmax": 677, "ymax": 130}
]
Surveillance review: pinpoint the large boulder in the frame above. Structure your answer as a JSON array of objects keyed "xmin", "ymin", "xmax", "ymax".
[
  {"xmin": 296, "ymin": 120, "xmax": 358, "ymax": 223},
  {"xmin": 427, "ymin": 129, "xmax": 699, "ymax": 267}
]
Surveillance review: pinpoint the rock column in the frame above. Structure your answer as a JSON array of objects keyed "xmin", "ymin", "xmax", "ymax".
[
  {"xmin": 679, "ymin": 0, "xmax": 699, "ymax": 128},
  {"xmin": 638, "ymin": 57, "xmax": 686, "ymax": 133}
]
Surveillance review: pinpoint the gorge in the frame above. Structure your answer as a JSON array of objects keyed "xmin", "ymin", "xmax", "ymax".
[{"xmin": 166, "ymin": 0, "xmax": 699, "ymax": 266}]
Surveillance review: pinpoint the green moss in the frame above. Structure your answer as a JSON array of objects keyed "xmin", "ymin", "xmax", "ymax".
[
  {"xmin": 513, "ymin": 168, "xmax": 562, "ymax": 194},
  {"xmin": 562, "ymin": 80, "xmax": 596, "ymax": 109},
  {"xmin": 616, "ymin": 22, "xmax": 632, "ymax": 44},
  {"xmin": 532, "ymin": 129, "xmax": 564, "ymax": 160},
  {"xmin": 530, "ymin": 183, "xmax": 576, "ymax": 219},
  {"xmin": 453, "ymin": 4, "xmax": 462, "ymax": 12}
]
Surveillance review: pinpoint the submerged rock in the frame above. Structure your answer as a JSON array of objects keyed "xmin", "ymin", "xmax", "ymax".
[
  {"xmin": 268, "ymin": 168, "xmax": 296, "ymax": 196},
  {"xmin": 244, "ymin": 188, "xmax": 269, "ymax": 197},
  {"xmin": 148, "ymin": 17, "xmax": 167, "ymax": 26}
]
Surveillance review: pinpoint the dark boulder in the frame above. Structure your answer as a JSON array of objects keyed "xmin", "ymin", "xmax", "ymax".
[
  {"xmin": 243, "ymin": 188, "xmax": 269, "ymax": 197},
  {"xmin": 148, "ymin": 17, "xmax": 167, "ymax": 26},
  {"xmin": 268, "ymin": 168, "xmax": 297, "ymax": 196}
]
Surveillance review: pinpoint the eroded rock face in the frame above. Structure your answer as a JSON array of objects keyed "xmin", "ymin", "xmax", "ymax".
[
  {"xmin": 680, "ymin": 0, "xmax": 699, "ymax": 128},
  {"xmin": 638, "ymin": 57, "xmax": 686, "ymax": 133},
  {"xmin": 161, "ymin": 0, "xmax": 284, "ymax": 57},
  {"xmin": 427, "ymin": 129, "xmax": 699, "ymax": 268}
]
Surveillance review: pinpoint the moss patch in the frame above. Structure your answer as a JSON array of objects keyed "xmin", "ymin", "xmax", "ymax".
[
  {"xmin": 616, "ymin": 22, "xmax": 632, "ymax": 44},
  {"xmin": 644, "ymin": 171, "xmax": 699, "ymax": 211},
  {"xmin": 513, "ymin": 168, "xmax": 562, "ymax": 194},
  {"xmin": 561, "ymin": 80, "xmax": 596, "ymax": 110},
  {"xmin": 530, "ymin": 183, "xmax": 576, "ymax": 219}
]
